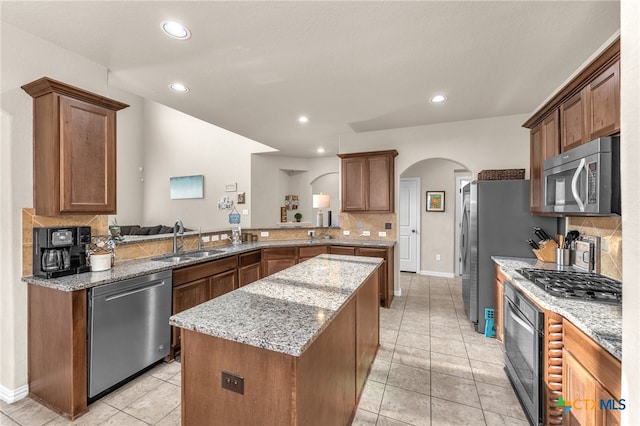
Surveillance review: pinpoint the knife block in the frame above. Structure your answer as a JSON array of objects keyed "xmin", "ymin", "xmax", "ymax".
[{"xmin": 532, "ymin": 240, "xmax": 557, "ymax": 263}]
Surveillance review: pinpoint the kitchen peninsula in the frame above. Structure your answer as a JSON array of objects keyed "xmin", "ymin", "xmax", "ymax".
[{"xmin": 170, "ymin": 254, "xmax": 382, "ymax": 426}]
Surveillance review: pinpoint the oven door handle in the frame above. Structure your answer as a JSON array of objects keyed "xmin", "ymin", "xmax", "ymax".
[
  {"xmin": 571, "ymin": 158, "xmax": 587, "ymax": 212},
  {"xmin": 507, "ymin": 302, "xmax": 534, "ymax": 334}
]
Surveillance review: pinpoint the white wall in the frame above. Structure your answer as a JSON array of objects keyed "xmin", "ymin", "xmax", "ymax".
[
  {"xmin": 140, "ymin": 100, "xmax": 273, "ymax": 231},
  {"xmin": 0, "ymin": 23, "xmax": 118, "ymax": 401},
  {"xmin": 620, "ymin": 1, "xmax": 640, "ymax": 423},
  {"xmin": 251, "ymin": 155, "xmax": 340, "ymax": 227},
  {"xmin": 402, "ymin": 158, "xmax": 469, "ymax": 275}
]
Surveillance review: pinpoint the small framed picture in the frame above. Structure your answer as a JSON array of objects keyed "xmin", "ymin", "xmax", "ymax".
[
  {"xmin": 237, "ymin": 192, "xmax": 246, "ymax": 204},
  {"xmin": 426, "ymin": 191, "xmax": 445, "ymax": 212}
]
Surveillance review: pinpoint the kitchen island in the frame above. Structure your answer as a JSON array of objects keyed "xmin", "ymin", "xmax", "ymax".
[{"xmin": 170, "ymin": 254, "xmax": 382, "ymax": 426}]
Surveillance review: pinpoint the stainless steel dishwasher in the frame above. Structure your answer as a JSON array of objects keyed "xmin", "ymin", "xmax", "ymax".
[{"xmin": 87, "ymin": 270, "xmax": 172, "ymax": 400}]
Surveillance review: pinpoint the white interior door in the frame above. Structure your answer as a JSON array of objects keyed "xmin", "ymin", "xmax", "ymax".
[{"xmin": 400, "ymin": 178, "xmax": 420, "ymax": 272}]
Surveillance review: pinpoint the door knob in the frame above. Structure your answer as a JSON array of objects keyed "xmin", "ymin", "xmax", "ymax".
[{"xmin": 411, "ymin": 229, "xmax": 416, "ymax": 233}]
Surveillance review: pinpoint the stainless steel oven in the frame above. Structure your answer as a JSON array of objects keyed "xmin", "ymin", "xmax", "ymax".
[{"xmin": 503, "ymin": 280, "xmax": 543, "ymax": 426}]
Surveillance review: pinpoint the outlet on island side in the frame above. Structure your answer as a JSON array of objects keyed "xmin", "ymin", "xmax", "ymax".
[{"xmin": 221, "ymin": 371, "xmax": 244, "ymax": 395}]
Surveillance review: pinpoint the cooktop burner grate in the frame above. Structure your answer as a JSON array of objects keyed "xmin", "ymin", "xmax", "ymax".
[{"xmin": 516, "ymin": 268, "xmax": 622, "ymax": 304}]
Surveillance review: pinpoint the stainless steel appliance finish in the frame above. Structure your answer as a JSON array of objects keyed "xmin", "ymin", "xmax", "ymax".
[
  {"xmin": 503, "ymin": 280, "xmax": 543, "ymax": 426},
  {"xmin": 517, "ymin": 268, "xmax": 622, "ymax": 304},
  {"xmin": 543, "ymin": 136, "xmax": 620, "ymax": 215},
  {"xmin": 461, "ymin": 180, "xmax": 557, "ymax": 333},
  {"xmin": 87, "ymin": 270, "xmax": 172, "ymax": 399}
]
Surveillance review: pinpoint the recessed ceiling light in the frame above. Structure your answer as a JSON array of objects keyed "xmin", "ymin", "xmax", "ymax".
[
  {"xmin": 317, "ymin": 147, "xmax": 325, "ymax": 153},
  {"xmin": 430, "ymin": 94, "xmax": 447, "ymax": 104},
  {"xmin": 297, "ymin": 116, "xmax": 310, "ymax": 124},
  {"xmin": 162, "ymin": 20, "xmax": 191, "ymax": 40},
  {"xmin": 169, "ymin": 83, "xmax": 189, "ymax": 93}
]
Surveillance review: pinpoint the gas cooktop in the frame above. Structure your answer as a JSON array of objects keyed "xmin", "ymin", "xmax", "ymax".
[{"xmin": 517, "ymin": 268, "xmax": 622, "ymax": 305}]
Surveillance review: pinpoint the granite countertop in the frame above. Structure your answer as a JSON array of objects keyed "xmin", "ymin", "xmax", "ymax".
[
  {"xmin": 169, "ymin": 254, "xmax": 383, "ymax": 356},
  {"xmin": 22, "ymin": 238, "xmax": 395, "ymax": 292},
  {"xmin": 492, "ymin": 256, "xmax": 622, "ymax": 361}
]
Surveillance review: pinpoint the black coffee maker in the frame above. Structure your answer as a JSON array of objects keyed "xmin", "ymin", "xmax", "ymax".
[{"xmin": 33, "ymin": 226, "xmax": 91, "ymax": 278}]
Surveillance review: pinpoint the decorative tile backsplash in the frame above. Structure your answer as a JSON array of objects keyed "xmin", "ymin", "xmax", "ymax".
[{"xmin": 567, "ymin": 216, "xmax": 622, "ymax": 281}]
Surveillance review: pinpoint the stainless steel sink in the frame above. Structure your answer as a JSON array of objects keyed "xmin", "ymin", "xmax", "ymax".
[
  {"xmin": 185, "ymin": 250, "xmax": 225, "ymax": 258},
  {"xmin": 151, "ymin": 254, "xmax": 193, "ymax": 263}
]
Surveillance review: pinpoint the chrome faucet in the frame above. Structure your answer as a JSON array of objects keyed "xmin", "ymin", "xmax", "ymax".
[{"xmin": 173, "ymin": 219, "xmax": 184, "ymax": 254}]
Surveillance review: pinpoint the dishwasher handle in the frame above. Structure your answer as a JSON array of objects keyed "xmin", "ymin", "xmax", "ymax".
[{"xmin": 105, "ymin": 280, "xmax": 167, "ymax": 301}]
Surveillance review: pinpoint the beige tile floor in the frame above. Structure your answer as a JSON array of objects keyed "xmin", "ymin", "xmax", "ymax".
[{"xmin": 1, "ymin": 273, "xmax": 528, "ymax": 426}]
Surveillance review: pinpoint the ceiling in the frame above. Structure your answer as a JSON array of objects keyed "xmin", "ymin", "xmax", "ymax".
[{"xmin": 1, "ymin": 1, "xmax": 620, "ymax": 157}]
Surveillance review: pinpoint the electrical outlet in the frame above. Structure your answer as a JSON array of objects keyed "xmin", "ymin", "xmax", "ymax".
[
  {"xmin": 343, "ymin": 230, "xmax": 351, "ymax": 236},
  {"xmin": 221, "ymin": 234, "xmax": 229, "ymax": 240},
  {"xmin": 261, "ymin": 231, "xmax": 269, "ymax": 237},
  {"xmin": 211, "ymin": 235, "xmax": 219, "ymax": 241},
  {"xmin": 362, "ymin": 231, "xmax": 370, "ymax": 236},
  {"xmin": 378, "ymin": 231, "xmax": 387, "ymax": 237},
  {"xmin": 436, "ymin": 254, "xmax": 441, "ymax": 261},
  {"xmin": 242, "ymin": 209, "xmax": 249, "ymax": 215},
  {"xmin": 221, "ymin": 371, "xmax": 244, "ymax": 395},
  {"xmin": 201, "ymin": 236, "xmax": 210, "ymax": 243}
]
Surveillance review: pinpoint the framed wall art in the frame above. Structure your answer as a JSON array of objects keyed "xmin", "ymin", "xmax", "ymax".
[
  {"xmin": 237, "ymin": 192, "xmax": 246, "ymax": 204},
  {"xmin": 170, "ymin": 175, "xmax": 204, "ymax": 199},
  {"xmin": 426, "ymin": 191, "xmax": 445, "ymax": 212}
]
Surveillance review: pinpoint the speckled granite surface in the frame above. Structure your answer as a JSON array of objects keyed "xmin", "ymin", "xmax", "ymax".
[
  {"xmin": 169, "ymin": 254, "xmax": 382, "ymax": 356},
  {"xmin": 492, "ymin": 256, "xmax": 622, "ymax": 361},
  {"xmin": 22, "ymin": 239, "xmax": 394, "ymax": 291}
]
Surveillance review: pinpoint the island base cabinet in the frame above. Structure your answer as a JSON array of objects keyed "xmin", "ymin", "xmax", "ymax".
[{"xmin": 180, "ymin": 269, "xmax": 380, "ymax": 426}]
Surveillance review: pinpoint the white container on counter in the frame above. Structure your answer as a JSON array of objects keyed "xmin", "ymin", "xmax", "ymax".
[{"xmin": 91, "ymin": 253, "xmax": 112, "ymax": 272}]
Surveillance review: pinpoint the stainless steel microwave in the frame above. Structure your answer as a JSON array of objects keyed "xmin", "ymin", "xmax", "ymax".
[{"xmin": 543, "ymin": 136, "xmax": 620, "ymax": 215}]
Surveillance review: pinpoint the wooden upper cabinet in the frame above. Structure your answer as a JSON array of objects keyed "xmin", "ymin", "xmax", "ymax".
[
  {"xmin": 560, "ymin": 90, "xmax": 587, "ymax": 152},
  {"xmin": 21, "ymin": 77, "xmax": 129, "ymax": 216},
  {"xmin": 338, "ymin": 150, "xmax": 398, "ymax": 213},
  {"xmin": 586, "ymin": 60, "xmax": 620, "ymax": 140},
  {"xmin": 560, "ymin": 59, "xmax": 620, "ymax": 152},
  {"xmin": 530, "ymin": 111, "xmax": 560, "ymax": 213}
]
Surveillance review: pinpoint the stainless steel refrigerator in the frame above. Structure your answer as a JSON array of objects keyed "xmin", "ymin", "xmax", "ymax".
[{"xmin": 461, "ymin": 180, "xmax": 558, "ymax": 333}]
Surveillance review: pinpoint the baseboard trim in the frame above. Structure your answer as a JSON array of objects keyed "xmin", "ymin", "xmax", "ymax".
[
  {"xmin": 418, "ymin": 270, "xmax": 456, "ymax": 278},
  {"xmin": 394, "ymin": 289, "xmax": 402, "ymax": 297},
  {"xmin": 0, "ymin": 383, "xmax": 28, "ymax": 404}
]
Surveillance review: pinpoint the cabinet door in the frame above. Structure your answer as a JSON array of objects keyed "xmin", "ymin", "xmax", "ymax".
[
  {"xmin": 329, "ymin": 246, "xmax": 356, "ymax": 255},
  {"xmin": 561, "ymin": 90, "xmax": 588, "ymax": 152},
  {"xmin": 263, "ymin": 259, "xmax": 296, "ymax": 277},
  {"xmin": 210, "ymin": 269, "xmax": 237, "ymax": 299},
  {"xmin": 356, "ymin": 247, "xmax": 388, "ymax": 306},
  {"xmin": 368, "ymin": 155, "xmax": 393, "ymax": 212},
  {"xmin": 355, "ymin": 273, "xmax": 379, "ymax": 396},
  {"xmin": 238, "ymin": 264, "xmax": 261, "ymax": 287},
  {"xmin": 530, "ymin": 111, "xmax": 559, "ymax": 213},
  {"xmin": 298, "ymin": 245, "xmax": 328, "ymax": 262},
  {"xmin": 595, "ymin": 384, "xmax": 621, "ymax": 426},
  {"xmin": 563, "ymin": 350, "xmax": 597, "ymax": 426},
  {"xmin": 172, "ymin": 278, "xmax": 211, "ymax": 355},
  {"xmin": 587, "ymin": 60, "xmax": 620, "ymax": 140},
  {"xmin": 60, "ymin": 96, "xmax": 117, "ymax": 213},
  {"xmin": 342, "ymin": 157, "xmax": 367, "ymax": 211}
]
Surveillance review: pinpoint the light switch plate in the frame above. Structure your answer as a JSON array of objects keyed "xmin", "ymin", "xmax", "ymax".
[
  {"xmin": 343, "ymin": 230, "xmax": 351, "ymax": 236},
  {"xmin": 261, "ymin": 231, "xmax": 269, "ymax": 237},
  {"xmin": 242, "ymin": 209, "xmax": 249, "ymax": 215},
  {"xmin": 211, "ymin": 235, "xmax": 219, "ymax": 241},
  {"xmin": 378, "ymin": 231, "xmax": 387, "ymax": 237}
]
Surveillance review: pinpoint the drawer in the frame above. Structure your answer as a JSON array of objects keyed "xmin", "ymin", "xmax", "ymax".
[
  {"xmin": 238, "ymin": 250, "xmax": 261, "ymax": 267},
  {"xmin": 262, "ymin": 247, "xmax": 297, "ymax": 260},
  {"xmin": 173, "ymin": 256, "xmax": 237, "ymax": 286},
  {"xmin": 298, "ymin": 245, "xmax": 328, "ymax": 259}
]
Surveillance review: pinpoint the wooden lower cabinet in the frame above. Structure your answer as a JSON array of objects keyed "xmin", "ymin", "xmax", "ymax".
[
  {"xmin": 238, "ymin": 250, "xmax": 261, "ymax": 287},
  {"xmin": 180, "ymin": 268, "xmax": 379, "ymax": 426},
  {"xmin": 262, "ymin": 247, "xmax": 298, "ymax": 276},
  {"xmin": 28, "ymin": 285, "xmax": 88, "ymax": 419},
  {"xmin": 329, "ymin": 245, "xmax": 356, "ymax": 255},
  {"xmin": 298, "ymin": 245, "xmax": 328, "ymax": 262},
  {"xmin": 493, "ymin": 270, "xmax": 504, "ymax": 342},
  {"xmin": 171, "ymin": 257, "xmax": 238, "ymax": 358},
  {"xmin": 562, "ymin": 319, "xmax": 621, "ymax": 426}
]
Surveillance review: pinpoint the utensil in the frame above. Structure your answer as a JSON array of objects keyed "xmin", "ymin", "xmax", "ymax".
[
  {"xmin": 564, "ymin": 230, "xmax": 580, "ymax": 248},
  {"xmin": 535, "ymin": 227, "xmax": 553, "ymax": 242},
  {"xmin": 527, "ymin": 239, "xmax": 540, "ymax": 250}
]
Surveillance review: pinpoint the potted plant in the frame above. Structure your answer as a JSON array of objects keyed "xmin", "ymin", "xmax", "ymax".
[{"xmin": 294, "ymin": 212, "xmax": 302, "ymax": 222}]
